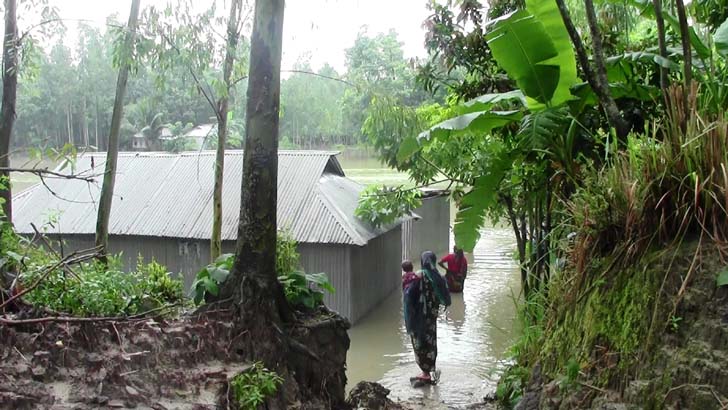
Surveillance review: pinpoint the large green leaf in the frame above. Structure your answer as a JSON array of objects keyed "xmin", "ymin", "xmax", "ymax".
[
  {"xmin": 715, "ymin": 17, "xmax": 728, "ymax": 58},
  {"xmin": 461, "ymin": 90, "xmax": 527, "ymax": 113},
  {"xmin": 397, "ymin": 93, "xmax": 525, "ymax": 163},
  {"xmin": 517, "ymin": 108, "xmax": 568, "ymax": 151},
  {"xmin": 526, "ymin": 0, "xmax": 578, "ymax": 108},
  {"xmin": 453, "ymin": 150, "xmax": 510, "ymax": 252},
  {"xmin": 717, "ymin": 267, "xmax": 728, "ymax": 287},
  {"xmin": 417, "ymin": 110, "xmax": 523, "ymax": 142},
  {"xmin": 396, "ymin": 136, "xmax": 420, "ymax": 164},
  {"xmin": 606, "ymin": 52, "xmax": 681, "ymax": 71},
  {"xmin": 485, "ymin": 10, "xmax": 561, "ymax": 107}
]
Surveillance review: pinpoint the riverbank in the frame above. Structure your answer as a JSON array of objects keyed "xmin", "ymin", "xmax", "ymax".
[{"xmin": 498, "ymin": 240, "xmax": 728, "ymax": 410}]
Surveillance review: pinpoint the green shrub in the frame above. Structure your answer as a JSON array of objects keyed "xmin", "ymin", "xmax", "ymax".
[
  {"xmin": 191, "ymin": 232, "xmax": 335, "ymax": 308},
  {"xmin": 19, "ymin": 255, "xmax": 184, "ymax": 317},
  {"xmin": 230, "ymin": 362, "xmax": 283, "ymax": 410}
]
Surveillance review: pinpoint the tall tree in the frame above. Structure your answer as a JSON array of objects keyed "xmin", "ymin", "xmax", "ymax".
[
  {"xmin": 0, "ymin": 0, "xmax": 18, "ymax": 222},
  {"xmin": 144, "ymin": 0, "xmax": 250, "ymax": 262},
  {"xmin": 211, "ymin": 0, "xmax": 243, "ymax": 261},
  {"xmin": 95, "ymin": 0, "xmax": 141, "ymax": 259},
  {"xmin": 219, "ymin": 0, "xmax": 289, "ymax": 322},
  {"xmin": 556, "ymin": 0, "xmax": 629, "ymax": 138}
]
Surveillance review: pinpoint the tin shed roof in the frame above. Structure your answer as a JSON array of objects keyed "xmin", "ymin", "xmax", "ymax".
[{"xmin": 13, "ymin": 150, "xmax": 392, "ymax": 246}]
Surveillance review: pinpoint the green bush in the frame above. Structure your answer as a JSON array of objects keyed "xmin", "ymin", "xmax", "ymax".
[
  {"xmin": 0, "ymin": 220, "xmax": 184, "ymax": 316},
  {"xmin": 19, "ymin": 255, "xmax": 185, "ymax": 316},
  {"xmin": 191, "ymin": 232, "xmax": 335, "ymax": 309},
  {"xmin": 230, "ymin": 362, "xmax": 283, "ymax": 410}
]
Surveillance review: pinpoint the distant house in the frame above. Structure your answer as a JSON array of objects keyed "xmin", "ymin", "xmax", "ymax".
[
  {"xmin": 183, "ymin": 124, "xmax": 216, "ymax": 149},
  {"xmin": 13, "ymin": 151, "xmax": 449, "ymax": 323},
  {"xmin": 131, "ymin": 127, "xmax": 174, "ymax": 151}
]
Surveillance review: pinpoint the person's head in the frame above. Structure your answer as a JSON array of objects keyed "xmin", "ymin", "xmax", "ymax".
[
  {"xmin": 401, "ymin": 260, "xmax": 413, "ymax": 272},
  {"xmin": 453, "ymin": 245, "xmax": 458, "ymax": 254},
  {"xmin": 455, "ymin": 247, "xmax": 464, "ymax": 259},
  {"xmin": 421, "ymin": 251, "xmax": 437, "ymax": 271}
]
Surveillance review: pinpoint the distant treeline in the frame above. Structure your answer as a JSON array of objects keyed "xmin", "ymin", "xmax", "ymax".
[{"xmin": 11, "ymin": 20, "xmax": 434, "ymax": 152}]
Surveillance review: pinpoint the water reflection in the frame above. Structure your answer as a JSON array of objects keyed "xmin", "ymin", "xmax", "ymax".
[{"xmin": 346, "ymin": 227, "xmax": 521, "ymax": 408}]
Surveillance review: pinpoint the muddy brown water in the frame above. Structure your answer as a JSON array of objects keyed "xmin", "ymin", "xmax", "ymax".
[{"xmin": 346, "ymin": 227, "xmax": 521, "ymax": 409}]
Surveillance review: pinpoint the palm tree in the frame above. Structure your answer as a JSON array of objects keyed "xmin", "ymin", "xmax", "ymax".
[{"xmin": 140, "ymin": 113, "xmax": 167, "ymax": 151}]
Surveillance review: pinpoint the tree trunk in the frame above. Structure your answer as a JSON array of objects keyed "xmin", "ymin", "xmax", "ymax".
[
  {"xmin": 210, "ymin": 0, "xmax": 241, "ymax": 262},
  {"xmin": 94, "ymin": 97, "xmax": 99, "ymax": 150},
  {"xmin": 82, "ymin": 97, "xmax": 89, "ymax": 148},
  {"xmin": 0, "ymin": 0, "xmax": 18, "ymax": 222},
  {"xmin": 675, "ymin": 0, "xmax": 691, "ymax": 124},
  {"xmin": 219, "ymin": 0, "xmax": 290, "ymax": 322},
  {"xmin": 556, "ymin": 0, "xmax": 629, "ymax": 138},
  {"xmin": 94, "ymin": 0, "xmax": 141, "ymax": 260},
  {"xmin": 653, "ymin": 0, "xmax": 669, "ymax": 95}
]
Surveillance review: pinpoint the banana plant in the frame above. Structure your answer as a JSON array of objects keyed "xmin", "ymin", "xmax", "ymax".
[{"xmin": 398, "ymin": 0, "xmax": 579, "ymax": 252}]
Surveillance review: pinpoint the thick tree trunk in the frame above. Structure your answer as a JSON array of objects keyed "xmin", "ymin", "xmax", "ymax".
[
  {"xmin": 219, "ymin": 0, "xmax": 289, "ymax": 319},
  {"xmin": 94, "ymin": 0, "xmax": 141, "ymax": 260},
  {"xmin": 556, "ymin": 0, "xmax": 629, "ymax": 138},
  {"xmin": 0, "ymin": 0, "xmax": 18, "ymax": 222},
  {"xmin": 210, "ymin": 0, "xmax": 241, "ymax": 262}
]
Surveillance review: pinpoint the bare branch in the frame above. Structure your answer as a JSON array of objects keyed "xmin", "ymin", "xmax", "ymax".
[{"xmin": 0, "ymin": 167, "xmax": 98, "ymax": 182}]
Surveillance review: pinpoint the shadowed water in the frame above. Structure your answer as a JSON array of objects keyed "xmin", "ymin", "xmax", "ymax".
[{"xmin": 346, "ymin": 227, "xmax": 521, "ymax": 408}]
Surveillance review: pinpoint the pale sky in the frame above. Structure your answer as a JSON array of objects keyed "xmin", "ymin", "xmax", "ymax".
[{"xmin": 38, "ymin": 0, "xmax": 431, "ymax": 73}]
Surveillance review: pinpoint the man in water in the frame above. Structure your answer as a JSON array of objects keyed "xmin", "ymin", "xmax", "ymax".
[{"xmin": 439, "ymin": 246, "xmax": 468, "ymax": 292}]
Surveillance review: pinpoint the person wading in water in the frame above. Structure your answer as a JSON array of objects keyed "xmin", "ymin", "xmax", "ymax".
[
  {"xmin": 439, "ymin": 246, "xmax": 468, "ymax": 293},
  {"xmin": 403, "ymin": 251, "xmax": 451, "ymax": 386}
]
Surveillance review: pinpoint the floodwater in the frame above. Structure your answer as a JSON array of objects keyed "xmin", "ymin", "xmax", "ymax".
[
  {"xmin": 339, "ymin": 151, "xmax": 522, "ymax": 409},
  {"xmin": 346, "ymin": 227, "xmax": 522, "ymax": 409}
]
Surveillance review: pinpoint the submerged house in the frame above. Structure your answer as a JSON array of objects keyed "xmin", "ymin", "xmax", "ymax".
[{"xmin": 13, "ymin": 151, "xmax": 449, "ymax": 323}]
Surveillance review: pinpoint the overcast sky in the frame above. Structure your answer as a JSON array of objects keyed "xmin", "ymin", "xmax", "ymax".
[{"xmin": 41, "ymin": 0, "xmax": 431, "ymax": 73}]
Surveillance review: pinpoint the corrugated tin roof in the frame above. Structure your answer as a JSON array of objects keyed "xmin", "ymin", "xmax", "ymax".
[{"xmin": 13, "ymin": 150, "xmax": 397, "ymax": 246}]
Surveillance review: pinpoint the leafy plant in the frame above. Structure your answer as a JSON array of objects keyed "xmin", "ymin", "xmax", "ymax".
[
  {"xmin": 191, "ymin": 253, "xmax": 233, "ymax": 305},
  {"xmin": 277, "ymin": 271, "xmax": 335, "ymax": 309},
  {"xmin": 716, "ymin": 267, "xmax": 728, "ymax": 287},
  {"xmin": 355, "ymin": 185, "xmax": 422, "ymax": 227},
  {"xmin": 191, "ymin": 232, "xmax": 335, "ymax": 308},
  {"xmin": 229, "ymin": 362, "xmax": 284, "ymax": 410},
  {"xmin": 18, "ymin": 254, "xmax": 184, "ymax": 317}
]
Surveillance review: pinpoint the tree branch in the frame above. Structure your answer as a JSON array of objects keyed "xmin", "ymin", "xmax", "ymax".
[
  {"xmin": 0, "ymin": 167, "xmax": 98, "ymax": 182},
  {"xmin": 556, "ymin": 0, "xmax": 629, "ymax": 138},
  {"xmin": 0, "ymin": 303, "xmax": 180, "ymax": 325},
  {"xmin": 0, "ymin": 246, "xmax": 103, "ymax": 311}
]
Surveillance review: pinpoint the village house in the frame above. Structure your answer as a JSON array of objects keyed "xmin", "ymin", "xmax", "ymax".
[{"xmin": 12, "ymin": 151, "xmax": 449, "ymax": 323}]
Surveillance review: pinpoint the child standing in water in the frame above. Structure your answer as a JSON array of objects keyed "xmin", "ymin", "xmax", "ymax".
[{"xmin": 401, "ymin": 260, "xmax": 419, "ymax": 291}]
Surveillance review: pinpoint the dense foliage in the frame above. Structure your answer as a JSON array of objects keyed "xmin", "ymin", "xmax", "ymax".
[
  {"xmin": 357, "ymin": 0, "xmax": 728, "ymax": 405},
  {"xmin": 0, "ymin": 222, "xmax": 184, "ymax": 316}
]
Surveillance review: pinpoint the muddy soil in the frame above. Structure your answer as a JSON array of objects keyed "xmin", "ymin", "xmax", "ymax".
[{"xmin": 0, "ymin": 308, "xmax": 350, "ymax": 410}]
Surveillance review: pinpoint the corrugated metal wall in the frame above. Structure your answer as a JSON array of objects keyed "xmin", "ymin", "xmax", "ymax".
[
  {"xmin": 298, "ymin": 243, "xmax": 352, "ymax": 320},
  {"xmin": 403, "ymin": 196, "xmax": 451, "ymax": 261},
  {"xmin": 349, "ymin": 226, "xmax": 403, "ymax": 323}
]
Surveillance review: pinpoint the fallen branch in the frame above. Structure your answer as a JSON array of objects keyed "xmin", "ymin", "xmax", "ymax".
[
  {"xmin": 0, "ymin": 246, "xmax": 103, "ymax": 311},
  {"xmin": 0, "ymin": 303, "xmax": 181, "ymax": 326}
]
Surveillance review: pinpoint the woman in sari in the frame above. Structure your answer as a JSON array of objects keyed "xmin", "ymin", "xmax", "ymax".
[{"xmin": 403, "ymin": 251, "xmax": 451, "ymax": 384}]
